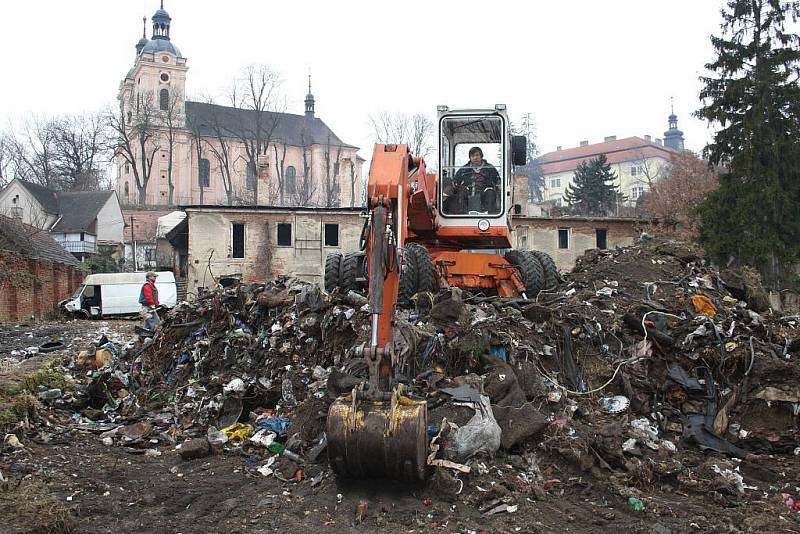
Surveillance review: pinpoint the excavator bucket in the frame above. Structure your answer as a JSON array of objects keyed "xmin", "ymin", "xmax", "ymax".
[{"xmin": 326, "ymin": 392, "xmax": 428, "ymax": 481}]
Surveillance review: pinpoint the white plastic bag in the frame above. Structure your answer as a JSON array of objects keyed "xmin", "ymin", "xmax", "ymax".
[{"xmin": 452, "ymin": 395, "xmax": 501, "ymax": 460}]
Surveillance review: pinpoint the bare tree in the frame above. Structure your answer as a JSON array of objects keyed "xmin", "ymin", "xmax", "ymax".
[
  {"xmin": 322, "ymin": 132, "xmax": 342, "ymax": 207},
  {"xmin": 272, "ymin": 139, "xmax": 287, "ymax": 205},
  {"xmin": 6, "ymin": 116, "xmax": 59, "ymax": 188},
  {"xmin": 51, "ymin": 112, "xmax": 111, "ymax": 191},
  {"xmin": 161, "ymin": 92, "xmax": 183, "ymax": 205},
  {"xmin": 369, "ymin": 111, "xmax": 434, "ymax": 158},
  {"xmin": 0, "ymin": 130, "xmax": 13, "ymax": 186},
  {"xmin": 642, "ymin": 151, "xmax": 719, "ymax": 237},
  {"xmin": 200, "ymin": 100, "xmax": 237, "ymax": 205},
  {"xmin": 511, "ymin": 113, "xmax": 544, "ymax": 202},
  {"xmin": 228, "ymin": 64, "xmax": 285, "ymax": 204},
  {"xmin": 186, "ymin": 112, "xmax": 207, "ymax": 205},
  {"xmin": 108, "ymin": 91, "xmax": 160, "ymax": 205},
  {"xmin": 630, "ymin": 148, "xmax": 668, "ymax": 190},
  {"xmin": 291, "ymin": 129, "xmax": 317, "ymax": 206}
]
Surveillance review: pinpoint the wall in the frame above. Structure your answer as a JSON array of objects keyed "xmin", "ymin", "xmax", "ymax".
[
  {"xmin": 186, "ymin": 208, "xmax": 363, "ymax": 292},
  {"xmin": 95, "ymin": 193, "xmax": 125, "ymax": 243},
  {"xmin": 512, "ymin": 217, "xmax": 640, "ymax": 271},
  {"xmin": 0, "ymin": 252, "xmax": 81, "ymax": 322}
]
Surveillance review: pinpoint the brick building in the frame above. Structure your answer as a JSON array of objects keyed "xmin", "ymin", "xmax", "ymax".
[{"xmin": 0, "ymin": 216, "xmax": 82, "ymax": 321}]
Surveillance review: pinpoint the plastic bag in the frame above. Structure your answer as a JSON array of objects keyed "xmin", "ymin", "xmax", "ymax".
[{"xmin": 452, "ymin": 395, "xmax": 501, "ymax": 460}]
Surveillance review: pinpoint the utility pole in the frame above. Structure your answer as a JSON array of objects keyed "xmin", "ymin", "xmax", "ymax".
[{"xmin": 131, "ymin": 216, "xmax": 138, "ymax": 271}]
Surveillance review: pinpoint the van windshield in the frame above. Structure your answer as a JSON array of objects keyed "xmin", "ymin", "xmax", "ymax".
[{"xmin": 70, "ymin": 286, "xmax": 85, "ymax": 300}]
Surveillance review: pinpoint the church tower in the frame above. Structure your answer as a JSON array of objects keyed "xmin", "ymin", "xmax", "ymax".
[
  {"xmin": 119, "ymin": 1, "xmax": 188, "ymax": 128},
  {"xmin": 663, "ymin": 99, "xmax": 685, "ymax": 151},
  {"xmin": 305, "ymin": 75, "xmax": 315, "ymax": 118}
]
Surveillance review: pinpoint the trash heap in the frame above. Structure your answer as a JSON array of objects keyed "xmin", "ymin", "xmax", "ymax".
[{"xmin": 28, "ymin": 238, "xmax": 799, "ymax": 521}]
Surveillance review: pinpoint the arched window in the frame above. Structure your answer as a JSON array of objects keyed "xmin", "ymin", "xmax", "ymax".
[
  {"xmin": 124, "ymin": 182, "xmax": 129, "ymax": 196},
  {"xmin": 285, "ymin": 166, "xmax": 297, "ymax": 195},
  {"xmin": 199, "ymin": 158, "xmax": 210, "ymax": 187},
  {"xmin": 246, "ymin": 161, "xmax": 256, "ymax": 190},
  {"xmin": 159, "ymin": 88, "xmax": 169, "ymax": 111}
]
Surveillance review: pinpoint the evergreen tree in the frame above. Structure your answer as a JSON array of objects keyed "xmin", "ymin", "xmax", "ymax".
[
  {"xmin": 694, "ymin": 0, "xmax": 800, "ymax": 288},
  {"xmin": 563, "ymin": 154, "xmax": 623, "ymax": 216}
]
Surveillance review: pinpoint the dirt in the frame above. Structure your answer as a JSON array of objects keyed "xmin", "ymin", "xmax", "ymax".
[{"xmin": 2, "ymin": 240, "xmax": 800, "ymax": 533}]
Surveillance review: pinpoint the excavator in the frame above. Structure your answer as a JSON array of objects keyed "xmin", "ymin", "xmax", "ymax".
[{"xmin": 325, "ymin": 105, "xmax": 558, "ymax": 481}]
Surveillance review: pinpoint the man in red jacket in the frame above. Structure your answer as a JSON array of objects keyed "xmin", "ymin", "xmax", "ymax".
[{"xmin": 139, "ymin": 271, "xmax": 161, "ymax": 331}]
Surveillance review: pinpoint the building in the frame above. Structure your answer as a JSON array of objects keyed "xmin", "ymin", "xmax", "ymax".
[
  {"xmin": 0, "ymin": 179, "xmax": 125, "ymax": 261},
  {"xmin": 0, "ymin": 215, "xmax": 82, "ymax": 321},
  {"xmin": 511, "ymin": 216, "xmax": 644, "ymax": 271},
  {"xmin": 173, "ymin": 206, "xmax": 363, "ymax": 293},
  {"xmin": 536, "ymin": 112, "xmax": 685, "ymax": 208},
  {"xmin": 115, "ymin": 3, "xmax": 364, "ymax": 209}
]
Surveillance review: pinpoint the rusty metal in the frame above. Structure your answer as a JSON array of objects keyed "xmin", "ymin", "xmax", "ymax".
[{"xmin": 326, "ymin": 388, "xmax": 428, "ymax": 481}]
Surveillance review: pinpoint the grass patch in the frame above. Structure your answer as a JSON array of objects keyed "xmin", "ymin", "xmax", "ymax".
[
  {"xmin": 0, "ymin": 480, "xmax": 76, "ymax": 534},
  {"xmin": 22, "ymin": 367, "xmax": 66, "ymax": 392}
]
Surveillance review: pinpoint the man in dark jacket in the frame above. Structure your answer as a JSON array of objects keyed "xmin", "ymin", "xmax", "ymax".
[
  {"xmin": 453, "ymin": 146, "xmax": 500, "ymax": 213},
  {"xmin": 139, "ymin": 271, "xmax": 160, "ymax": 331}
]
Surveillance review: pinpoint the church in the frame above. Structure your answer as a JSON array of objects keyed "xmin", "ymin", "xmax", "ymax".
[{"xmin": 115, "ymin": 3, "xmax": 364, "ymax": 209}]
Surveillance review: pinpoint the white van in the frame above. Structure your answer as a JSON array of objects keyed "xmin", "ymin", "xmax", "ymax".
[{"xmin": 63, "ymin": 272, "xmax": 177, "ymax": 318}]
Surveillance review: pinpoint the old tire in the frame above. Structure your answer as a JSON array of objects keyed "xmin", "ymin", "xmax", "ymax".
[
  {"xmin": 528, "ymin": 250, "xmax": 558, "ymax": 291},
  {"xmin": 324, "ymin": 253, "xmax": 343, "ymax": 292},
  {"xmin": 399, "ymin": 243, "xmax": 437, "ymax": 307},
  {"xmin": 505, "ymin": 249, "xmax": 544, "ymax": 296},
  {"xmin": 340, "ymin": 252, "xmax": 362, "ymax": 292}
]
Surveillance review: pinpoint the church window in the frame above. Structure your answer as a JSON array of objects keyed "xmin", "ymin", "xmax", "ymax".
[
  {"xmin": 161, "ymin": 55, "xmax": 170, "ymax": 63},
  {"xmin": 126, "ymin": 111, "xmax": 132, "ymax": 123},
  {"xmin": 159, "ymin": 88, "xmax": 169, "ymax": 111},
  {"xmin": 160, "ymin": 73, "xmax": 170, "ymax": 82},
  {"xmin": 285, "ymin": 166, "xmax": 297, "ymax": 195},
  {"xmin": 124, "ymin": 182, "xmax": 129, "ymax": 195},
  {"xmin": 199, "ymin": 158, "xmax": 210, "ymax": 187},
  {"xmin": 246, "ymin": 161, "xmax": 256, "ymax": 191}
]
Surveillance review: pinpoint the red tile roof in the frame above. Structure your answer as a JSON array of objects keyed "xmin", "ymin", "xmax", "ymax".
[
  {"xmin": 539, "ymin": 137, "xmax": 678, "ymax": 175},
  {"xmin": 122, "ymin": 209, "xmax": 173, "ymax": 242}
]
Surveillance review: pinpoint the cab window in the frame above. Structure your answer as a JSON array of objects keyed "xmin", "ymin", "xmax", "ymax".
[{"xmin": 439, "ymin": 115, "xmax": 504, "ymax": 217}]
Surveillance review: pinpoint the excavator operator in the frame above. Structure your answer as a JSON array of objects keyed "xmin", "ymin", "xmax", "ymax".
[{"xmin": 447, "ymin": 146, "xmax": 500, "ymax": 214}]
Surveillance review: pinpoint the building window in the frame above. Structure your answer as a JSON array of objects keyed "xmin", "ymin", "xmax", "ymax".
[
  {"xmin": 324, "ymin": 223, "xmax": 339, "ymax": 247},
  {"xmin": 125, "ymin": 163, "xmax": 130, "ymax": 175},
  {"xmin": 518, "ymin": 234, "xmax": 528, "ymax": 249},
  {"xmin": 558, "ymin": 228, "xmax": 570, "ymax": 249},
  {"xmin": 549, "ymin": 177, "xmax": 561, "ymax": 188},
  {"xmin": 246, "ymin": 161, "xmax": 256, "ymax": 191},
  {"xmin": 159, "ymin": 88, "xmax": 169, "ymax": 111},
  {"xmin": 199, "ymin": 158, "xmax": 210, "ymax": 187},
  {"xmin": 277, "ymin": 223, "xmax": 292, "ymax": 247},
  {"xmin": 80, "ymin": 232, "xmax": 85, "ymax": 241},
  {"xmin": 631, "ymin": 185, "xmax": 645, "ymax": 199},
  {"xmin": 232, "ymin": 223, "xmax": 245, "ymax": 259},
  {"xmin": 285, "ymin": 166, "xmax": 297, "ymax": 195},
  {"xmin": 549, "ymin": 194, "xmax": 563, "ymax": 207},
  {"xmin": 160, "ymin": 72, "xmax": 170, "ymax": 82},
  {"xmin": 124, "ymin": 182, "xmax": 129, "ymax": 196},
  {"xmin": 596, "ymin": 228, "xmax": 608, "ymax": 250},
  {"xmin": 630, "ymin": 164, "xmax": 645, "ymax": 177}
]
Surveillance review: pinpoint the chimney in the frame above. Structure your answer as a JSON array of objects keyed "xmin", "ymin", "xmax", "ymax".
[
  {"xmin": 604, "ymin": 135, "xmax": 616, "ymax": 142},
  {"xmin": 655, "ymin": 138, "xmax": 663, "ymax": 146},
  {"xmin": 579, "ymin": 140, "xmax": 589, "ymax": 147},
  {"xmin": 556, "ymin": 146, "xmax": 562, "ymax": 151},
  {"xmin": 644, "ymin": 135, "xmax": 651, "ymax": 142},
  {"xmin": 256, "ymin": 154, "xmax": 271, "ymax": 205}
]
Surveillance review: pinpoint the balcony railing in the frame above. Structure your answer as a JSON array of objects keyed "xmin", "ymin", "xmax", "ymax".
[{"xmin": 60, "ymin": 241, "xmax": 97, "ymax": 254}]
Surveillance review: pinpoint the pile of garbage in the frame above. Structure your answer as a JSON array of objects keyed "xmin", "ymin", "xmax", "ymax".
[{"xmin": 21, "ymin": 238, "xmax": 800, "ymax": 521}]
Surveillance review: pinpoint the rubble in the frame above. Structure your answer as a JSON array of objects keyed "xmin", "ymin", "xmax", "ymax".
[{"xmin": 1, "ymin": 238, "xmax": 799, "ymax": 531}]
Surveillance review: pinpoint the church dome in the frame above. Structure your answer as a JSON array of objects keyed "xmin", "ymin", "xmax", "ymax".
[{"xmin": 140, "ymin": 38, "xmax": 182, "ymax": 57}]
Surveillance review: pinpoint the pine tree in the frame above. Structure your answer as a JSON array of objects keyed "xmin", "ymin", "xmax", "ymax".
[
  {"xmin": 563, "ymin": 154, "xmax": 623, "ymax": 216},
  {"xmin": 694, "ymin": 0, "xmax": 800, "ymax": 288}
]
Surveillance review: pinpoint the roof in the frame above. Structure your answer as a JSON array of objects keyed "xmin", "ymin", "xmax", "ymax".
[
  {"xmin": 538, "ymin": 137, "xmax": 678, "ymax": 175},
  {"xmin": 156, "ymin": 211, "xmax": 186, "ymax": 239},
  {"xmin": 185, "ymin": 101, "xmax": 357, "ymax": 150},
  {"xmin": 51, "ymin": 191, "xmax": 115, "ymax": 233},
  {"xmin": 122, "ymin": 209, "xmax": 174, "ymax": 242},
  {"xmin": 83, "ymin": 271, "xmax": 175, "ymax": 285},
  {"xmin": 140, "ymin": 38, "xmax": 182, "ymax": 57},
  {"xmin": 16, "ymin": 180, "xmax": 60, "ymax": 214},
  {"xmin": 0, "ymin": 215, "xmax": 79, "ymax": 267}
]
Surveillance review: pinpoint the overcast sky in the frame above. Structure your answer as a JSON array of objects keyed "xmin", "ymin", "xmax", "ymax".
[{"xmin": 0, "ymin": 0, "xmax": 725, "ymax": 158}]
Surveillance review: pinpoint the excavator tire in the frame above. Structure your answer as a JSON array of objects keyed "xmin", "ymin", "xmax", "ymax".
[
  {"xmin": 528, "ymin": 250, "xmax": 558, "ymax": 291},
  {"xmin": 340, "ymin": 252, "xmax": 361, "ymax": 292},
  {"xmin": 505, "ymin": 249, "xmax": 544, "ymax": 297},
  {"xmin": 399, "ymin": 243, "xmax": 437, "ymax": 307},
  {"xmin": 324, "ymin": 253, "xmax": 343, "ymax": 292}
]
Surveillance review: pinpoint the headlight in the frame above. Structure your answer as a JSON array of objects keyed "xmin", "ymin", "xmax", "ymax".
[{"xmin": 478, "ymin": 219, "xmax": 490, "ymax": 232}]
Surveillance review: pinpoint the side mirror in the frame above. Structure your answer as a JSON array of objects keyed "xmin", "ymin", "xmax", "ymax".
[{"xmin": 512, "ymin": 136, "xmax": 527, "ymax": 166}]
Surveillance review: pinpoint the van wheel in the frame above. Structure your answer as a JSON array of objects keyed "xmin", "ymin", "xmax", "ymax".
[{"xmin": 76, "ymin": 310, "xmax": 90, "ymax": 320}]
